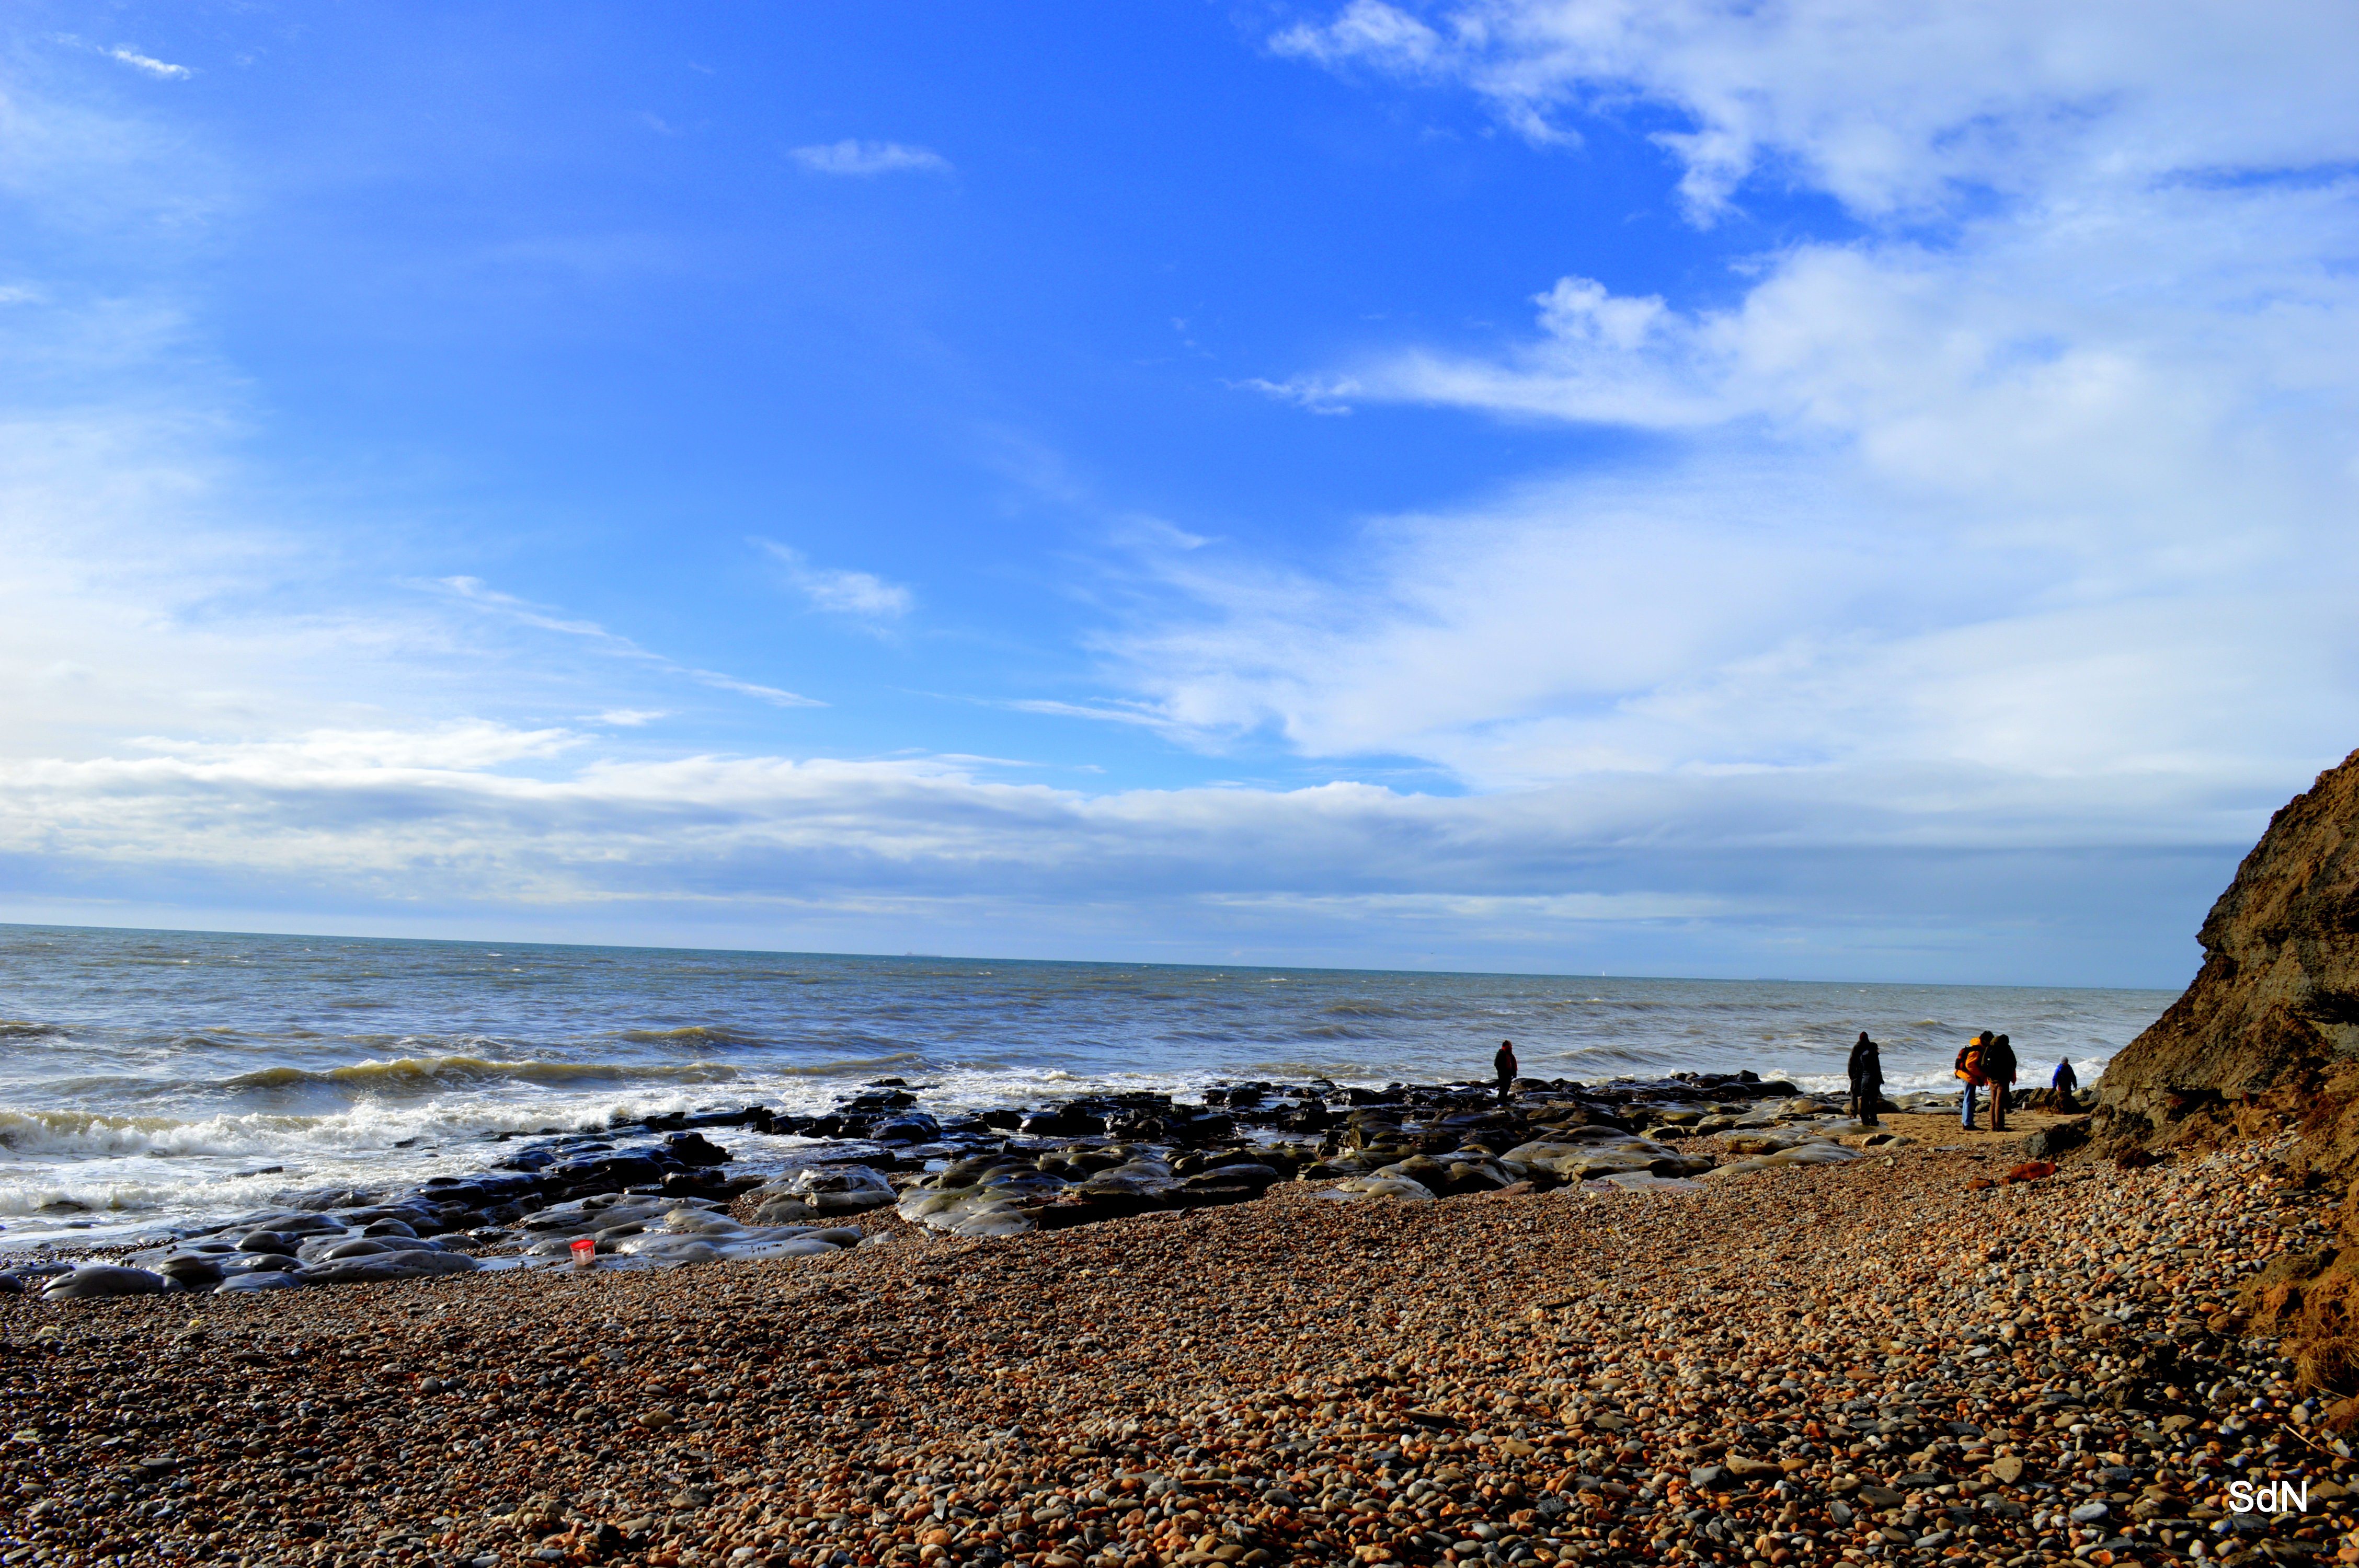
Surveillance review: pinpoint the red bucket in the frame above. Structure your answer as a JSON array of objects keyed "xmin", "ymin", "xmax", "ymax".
[{"xmin": 569, "ymin": 1237, "xmax": 597, "ymax": 1268}]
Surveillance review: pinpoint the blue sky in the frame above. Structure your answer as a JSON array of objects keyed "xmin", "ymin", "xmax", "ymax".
[{"xmin": 2, "ymin": 1, "xmax": 2354, "ymax": 984}]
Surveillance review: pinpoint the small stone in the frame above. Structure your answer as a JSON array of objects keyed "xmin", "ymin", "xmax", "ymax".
[
  {"xmin": 2070, "ymin": 1502, "xmax": 2111, "ymax": 1524},
  {"xmin": 1989, "ymin": 1454, "xmax": 2026, "ymax": 1483}
]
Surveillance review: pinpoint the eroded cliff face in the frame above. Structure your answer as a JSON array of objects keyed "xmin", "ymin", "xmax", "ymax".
[
  {"xmin": 2093, "ymin": 748, "xmax": 2359, "ymax": 1407},
  {"xmin": 2097, "ymin": 747, "xmax": 2359, "ymax": 1166}
]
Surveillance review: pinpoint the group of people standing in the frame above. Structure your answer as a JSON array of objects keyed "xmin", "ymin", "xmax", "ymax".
[
  {"xmin": 1844, "ymin": 1030, "xmax": 2081, "ymax": 1131},
  {"xmin": 1953, "ymin": 1030, "xmax": 2019, "ymax": 1130},
  {"xmin": 1498, "ymin": 1033, "xmax": 2083, "ymax": 1131}
]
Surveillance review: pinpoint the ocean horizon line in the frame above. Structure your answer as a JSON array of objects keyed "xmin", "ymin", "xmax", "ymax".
[{"xmin": 0, "ymin": 917, "xmax": 2184, "ymax": 998}]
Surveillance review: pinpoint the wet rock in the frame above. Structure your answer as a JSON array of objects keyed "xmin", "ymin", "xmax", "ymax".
[
  {"xmin": 299, "ymin": 1250, "xmax": 480, "ymax": 1285},
  {"xmin": 1316, "ymin": 1175, "xmax": 1436, "ymax": 1203},
  {"xmin": 1019, "ymin": 1105, "xmax": 1106, "ymax": 1137},
  {"xmin": 41, "ymin": 1264, "xmax": 169, "ymax": 1299},
  {"xmin": 872, "ymin": 1113, "xmax": 943, "ymax": 1144},
  {"xmin": 235, "ymin": 1232, "xmax": 302, "ymax": 1255},
  {"xmin": 216, "ymin": 1268, "xmax": 306, "ymax": 1292},
  {"xmin": 665, "ymin": 1131, "xmax": 731, "ymax": 1167},
  {"xmin": 748, "ymin": 1166, "xmax": 897, "ymax": 1224},
  {"xmin": 156, "ymin": 1255, "xmax": 226, "ymax": 1289}
]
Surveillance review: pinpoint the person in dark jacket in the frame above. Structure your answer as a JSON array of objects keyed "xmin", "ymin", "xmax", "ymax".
[
  {"xmin": 2052, "ymin": 1057, "xmax": 2079, "ymax": 1105},
  {"xmin": 1494, "ymin": 1040, "xmax": 1517, "ymax": 1105},
  {"xmin": 1985, "ymin": 1032, "xmax": 2018, "ymax": 1132},
  {"xmin": 1847, "ymin": 1032, "xmax": 1884, "ymax": 1126}
]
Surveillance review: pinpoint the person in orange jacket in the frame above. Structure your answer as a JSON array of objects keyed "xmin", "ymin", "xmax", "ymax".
[{"xmin": 1954, "ymin": 1031, "xmax": 1991, "ymax": 1129}]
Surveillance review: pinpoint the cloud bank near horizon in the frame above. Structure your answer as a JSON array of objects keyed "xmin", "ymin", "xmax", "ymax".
[{"xmin": 0, "ymin": 720, "xmax": 2283, "ymax": 983}]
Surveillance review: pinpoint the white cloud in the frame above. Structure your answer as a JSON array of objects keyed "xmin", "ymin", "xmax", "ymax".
[
  {"xmin": 1273, "ymin": 0, "xmax": 1446, "ymax": 72},
  {"xmin": 1162, "ymin": 0, "xmax": 2359, "ymax": 844},
  {"xmin": 108, "ymin": 47, "xmax": 191, "ymax": 81},
  {"xmin": 132, "ymin": 722, "xmax": 577, "ymax": 773},
  {"xmin": 754, "ymin": 540, "xmax": 913, "ymax": 620},
  {"xmin": 591, "ymin": 708, "xmax": 668, "ymax": 727},
  {"xmin": 787, "ymin": 140, "xmax": 952, "ymax": 177},
  {"xmin": 1272, "ymin": 0, "xmax": 2359, "ymax": 219},
  {"xmin": 436, "ymin": 577, "xmax": 825, "ymax": 707},
  {"xmin": 44, "ymin": 34, "xmax": 194, "ymax": 82},
  {"xmin": 998, "ymin": 697, "xmax": 1183, "ymax": 732}
]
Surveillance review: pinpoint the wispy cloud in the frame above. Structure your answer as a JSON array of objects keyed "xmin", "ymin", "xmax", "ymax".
[
  {"xmin": 590, "ymin": 708, "xmax": 668, "ymax": 728},
  {"xmin": 49, "ymin": 36, "xmax": 194, "ymax": 80},
  {"xmin": 1273, "ymin": 1, "xmax": 2359, "ymax": 220},
  {"xmin": 787, "ymin": 139, "xmax": 952, "ymax": 177},
  {"xmin": 435, "ymin": 577, "xmax": 824, "ymax": 707},
  {"xmin": 1186, "ymin": 0, "xmax": 2359, "ymax": 829},
  {"xmin": 997, "ymin": 697, "xmax": 1190, "ymax": 734},
  {"xmin": 109, "ymin": 47, "xmax": 191, "ymax": 80},
  {"xmin": 1272, "ymin": 1, "xmax": 1445, "ymax": 74},
  {"xmin": 753, "ymin": 541, "xmax": 912, "ymax": 620}
]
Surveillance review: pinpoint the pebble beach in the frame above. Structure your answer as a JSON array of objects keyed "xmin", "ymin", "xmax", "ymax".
[{"xmin": 2, "ymin": 1110, "xmax": 2344, "ymax": 1568}]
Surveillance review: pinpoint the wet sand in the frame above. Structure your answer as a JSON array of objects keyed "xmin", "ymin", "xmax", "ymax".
[{"xmin": 0, "ymin": 1129, "xmax": 2342, "ymax": 1568}]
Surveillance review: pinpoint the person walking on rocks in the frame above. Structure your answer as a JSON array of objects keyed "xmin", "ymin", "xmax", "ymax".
[
  {"xmin": 1984, "ymin": 1032, "xmax": 2018, "ymax": 1133},
  {"xmin": 1846, "ymin": 1032, "xmax": 1884, "ymax": 1126},
  {"xmin": 1494, "ymin": 1040, "xmax": 1517, "ymax": 1105},
  {"xmin": 1954, "ymin": 1031, "xmax": 1991, "ymax": 1130},
  {"xmin": 2052, "ymin": 1056, "xmax": 2079, "ymax": 1105}
]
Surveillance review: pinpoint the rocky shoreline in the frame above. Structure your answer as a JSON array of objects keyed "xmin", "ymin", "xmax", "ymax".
[
  {"xmin": 2, "ymin": 1083, "xmax": 2342, "ymax": 1568},
  {"xmin": 3, "ymin": 1071, "xmax": 2047, "ymax": 1301}
]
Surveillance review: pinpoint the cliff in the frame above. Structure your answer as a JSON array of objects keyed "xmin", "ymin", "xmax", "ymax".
[{"xmin": 2097, "ymin": 746, "xmax": 2359, "ymax": 1166}]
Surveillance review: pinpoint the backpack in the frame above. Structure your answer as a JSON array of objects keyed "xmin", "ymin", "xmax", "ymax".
[{"xmin": 1954, "ymin": 1042, "xmax": 1984, "ymax": 1081}]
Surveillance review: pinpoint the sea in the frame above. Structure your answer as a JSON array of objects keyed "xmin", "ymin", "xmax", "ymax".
[{"xmin": 0, "ymin": 923, "xmax": 2179, "ymax": 1250}]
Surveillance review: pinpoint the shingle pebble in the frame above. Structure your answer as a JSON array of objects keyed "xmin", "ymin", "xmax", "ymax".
[{"xmin": 0, "ymin": 1117, "xmax": 2342, "ymax": 1568}]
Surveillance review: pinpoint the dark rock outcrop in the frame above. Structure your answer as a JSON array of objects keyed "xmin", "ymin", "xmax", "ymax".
[
  {"xmin": 2096, "ymin": 746, "xmax": 2359, "ymax": 1167},
  {"xmin": 2017, "ymin": 1120, "xmax": 2090, "ymax": 1161}
]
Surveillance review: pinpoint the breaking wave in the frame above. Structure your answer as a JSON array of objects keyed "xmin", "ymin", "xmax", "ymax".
[
  {"xmin": 615, "ymin": 1025, "xmax": 766, "ymax": 1046},
  {"xmin": 221, "ymin": 1056, "xmax": 741, "ymax": 1092},
  {"xmin": 0, "ymin": 1108, "xmax": 304, "ymax": 1159}
]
